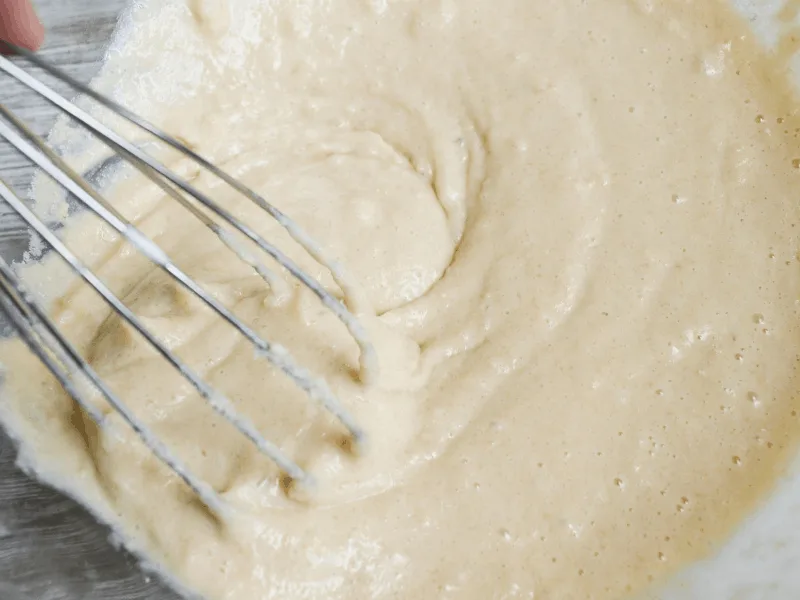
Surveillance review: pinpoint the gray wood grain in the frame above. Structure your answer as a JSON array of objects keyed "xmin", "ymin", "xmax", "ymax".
[{"xmin": 0, "ymin": 1, "xmax": 183, "ymax": 598}]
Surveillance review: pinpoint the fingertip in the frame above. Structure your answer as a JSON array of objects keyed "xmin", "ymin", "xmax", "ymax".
[
  {"xmin": 26, "ymin": 18, "xmax": 45, "ymax": 51},
  {"xmin": 17, "ymin": 2, "xmax": 45, "ymax": 51},
  {"xmin": 0, "ymin": 0, "xmax": 45, "ymax": 51}
]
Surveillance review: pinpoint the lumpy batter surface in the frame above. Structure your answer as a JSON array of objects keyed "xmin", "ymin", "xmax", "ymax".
[{"xmin": 2, "ymin": 0, "xmax": 800, "ymax": 598}]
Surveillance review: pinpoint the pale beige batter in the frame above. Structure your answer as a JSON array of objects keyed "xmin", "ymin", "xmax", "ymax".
[{"xmin": 2, "ymin": 0, "xmax": 800, "ymax": 598}]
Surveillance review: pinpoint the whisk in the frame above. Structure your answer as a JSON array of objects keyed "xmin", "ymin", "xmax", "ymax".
[{"xmin": 0, "ymin": 43, "xmax": 378, "ymax": 515}]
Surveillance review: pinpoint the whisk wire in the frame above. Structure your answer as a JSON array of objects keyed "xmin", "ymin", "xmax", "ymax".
[
  {"xmin": 0, "ymin": 107, "xmax": 364, "ymax": 445},
  {"xmin": 0, "ymin": 46, "xmax": 377, "ymax": 511},
  {"xmin": 0, "ymin": 44, "xmax": 377, "ymax": 383},
  {"xmin": 0, "ymin": 173, "xmax": 309, "ymax": 485},
  {"xmin": 0, "ymin": 246, "xmax": 227, "ymax": 515}
]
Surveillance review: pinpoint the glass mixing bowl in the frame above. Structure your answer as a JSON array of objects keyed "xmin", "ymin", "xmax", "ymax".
[{"xmin": 0, "ymin": 1, "xmax": 799, "ymax": 599}]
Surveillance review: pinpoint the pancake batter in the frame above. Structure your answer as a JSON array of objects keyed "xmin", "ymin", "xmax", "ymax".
[{"xmin": 1, "ymin": 0, "xmax": 800, "ymax": 598}]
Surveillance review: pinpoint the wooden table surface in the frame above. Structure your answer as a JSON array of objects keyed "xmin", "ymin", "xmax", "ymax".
[{"xmin": 0, "ymin": 1, "xmax": 182, "ymax": 598}]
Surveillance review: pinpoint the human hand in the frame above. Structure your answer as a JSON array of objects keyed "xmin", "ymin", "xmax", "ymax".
[{"xmin": 0, "ymin": 0, "xmax": 44, "ymax": 50}]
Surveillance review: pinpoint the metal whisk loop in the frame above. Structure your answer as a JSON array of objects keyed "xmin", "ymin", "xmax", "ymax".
[
  {"xmin": 0, "ymin": 174, "xmax": 306, "ymax": 496},
  {"xmin": 0, "ymin": 111, "xmax": 364, "ymax": 445},
  {"xmin": 0, "ymin": 44, "xmax": 378, "ymax": 384},
  {"xmin": 0, "ymin": 249, "xmax": 226, "ymax": 516},
  {"xmin": 0, "ymin": 47, "xmax": 378, "ymax": 510}
]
